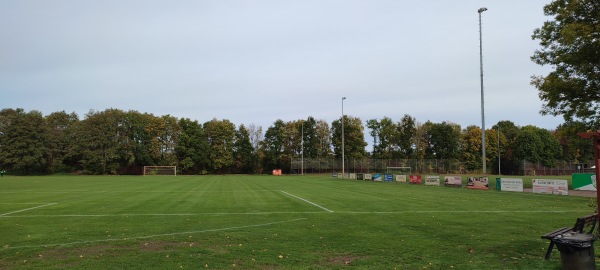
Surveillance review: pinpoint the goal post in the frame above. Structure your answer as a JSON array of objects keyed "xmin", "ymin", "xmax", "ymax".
[
  {"xmin": 143, "ymin": 166, "xmax": 177, "ymax": 176},
  {"xmin": 386, "ymin": 166, "xmax": 411, "ymax": 175}
]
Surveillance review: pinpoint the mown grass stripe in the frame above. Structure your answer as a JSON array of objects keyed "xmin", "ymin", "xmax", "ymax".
[
  {"xmin": 5, "ymin": 217, "xmax": 307, "ymax": 249},
  {"xmin": 0, "ymin": 209, "xmax": 586, "ymax": 218}
]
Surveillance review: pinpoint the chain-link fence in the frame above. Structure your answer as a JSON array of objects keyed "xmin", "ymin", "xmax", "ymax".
[
  {"xmin": 290, "ymin": 158, "xmax": 465, "ymax": 175},
  {"xmin": 291, "ymin": 158, "xmax": 595, "ymax": 176},
  {"xmin": 521, "ymin": 161, "xmax": 595, "ymax": 176}
]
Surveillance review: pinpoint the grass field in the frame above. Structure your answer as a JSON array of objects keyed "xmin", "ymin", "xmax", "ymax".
[{"xmin": 0, "ymin": 175, "xmax": 595, "ymax": 269}]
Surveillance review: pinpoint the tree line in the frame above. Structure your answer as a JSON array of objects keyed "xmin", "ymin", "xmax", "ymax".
[{"xmin": 0, "ymin": 108, "xmax": 594, "ymax": 175}]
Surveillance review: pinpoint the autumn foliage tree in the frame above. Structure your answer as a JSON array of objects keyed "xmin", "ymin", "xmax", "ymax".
[{"xmin": 531, "ymin": 0, "xmax": 600, "ymax": 124}]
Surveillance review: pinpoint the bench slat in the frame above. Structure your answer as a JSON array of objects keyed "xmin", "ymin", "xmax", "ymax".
[{"xmin": 541, "ymin": 227, "xmax": 572, "ymax": 239}]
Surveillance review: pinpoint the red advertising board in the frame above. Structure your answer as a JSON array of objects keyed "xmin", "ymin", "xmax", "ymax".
[{"xmin": 409, "ymin": 175, "xmax": 422, "ymax": 184}]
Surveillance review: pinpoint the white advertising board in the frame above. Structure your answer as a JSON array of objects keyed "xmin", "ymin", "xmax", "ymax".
[
  {"xmin": 395, "ymin": 175, "xmax": 407, "ymax": 183},
  {"xmin": 497, "ymin": 178, "xmax": 523, "ymax": 192},
  {"xmin": 444, "ymin": 176, "xmax": 462, "ymax": 187},
  {"xmin": 532, "ymin": 179, "xmax": 568, "ymax": 195},
  {"xmin": 424, "ymin": 175, "xmax": 440, "ymax": 186}
]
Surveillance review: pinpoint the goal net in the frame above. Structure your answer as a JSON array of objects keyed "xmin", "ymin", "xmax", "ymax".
[
  {"xmin": 143, "ymin": 166, "xmax": 177, "ymax": 176},
  {"xmin": 386, "ymin": 167, "xmax": 411, "ymax": 175}
]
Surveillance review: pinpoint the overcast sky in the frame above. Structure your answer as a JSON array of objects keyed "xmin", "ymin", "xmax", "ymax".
[{"xmin": 1, "ymin": 0, "xmax": 562, "ymax": 136}]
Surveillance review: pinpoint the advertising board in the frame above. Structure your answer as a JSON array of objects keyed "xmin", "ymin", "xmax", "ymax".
[
  {"xmin": 444, "ymin": 176, "xmax": 462, "ymax": 187},
  {"xmin": 572, "ymin": 173, "xmax": 596, "ymax": 191},
  {"xmin": 532, "ymin": 179, "xmax": 568, "ymax": 195},
  {"xmin": 425, "ymin": 175, "xmax": 440, "ymax": 186},
  {"xmin": 467, "ymin": 177, "xmax": 489, "ymax": 190},
  {"xmin": 495, "ymin": 178, "xmax": 523, "ymax": 192},
  {"xmin": 395, "ymin": 175, "xmax": 407, "ymax": 183},
  {"xmin": 409, "ymin": 175, "xmax": 422, "ymax": 184}
]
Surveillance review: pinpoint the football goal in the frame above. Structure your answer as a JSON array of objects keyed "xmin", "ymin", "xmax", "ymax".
[
  {"xmin": 143, "ymin": 166, "xmax": 177, "ymax": 176},
  {"xmin": 386, "ymin": 166, "xmax": 411, "ymax": 175}
]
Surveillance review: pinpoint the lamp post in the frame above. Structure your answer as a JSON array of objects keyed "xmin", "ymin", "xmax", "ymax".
[
  {"xmin": 342, "ymin": 97, "xmax": 346, "ymax": 178},
  {"xmin": 301, "ymin": 121, "xmax": 304, "ymax": 175},
  {"xmin": 478, "ymin": 7, "xmax": 488, "ymax": 175}
]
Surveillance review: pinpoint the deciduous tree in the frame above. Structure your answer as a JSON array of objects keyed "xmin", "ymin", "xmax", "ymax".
[
  {"xmin": 234, "ymin": 124, "xmax": 255, "ymax": 174},
  {"xmin": 531, "ymin": 0, "xmax": 600, "ymax": 123},
  {"xmin": 315, "ymin": 119, "xmax": 332, "ymax": 158},
  {"xmin": 204, "ymin": 118, "xmax": 236, "ymax": 173},
  {"xmin": 514, "ymin": 125, "xmax": 562, "ymax": 168},
  {"xmin": 461, "ymin": 125, "xmax": 483, "ymax": 172},
  {"xmin": 554, "ymin": 121, "xmax": 594, "ymax": 163},
  {"xmin": 424, "ymin": 121, "xmax": 461, "ymax": 160},
  {"xmin": 0, "ymin": 109, "xmax": 47, "ymax": 174},
  {"xmin": 262, "ymin": 119, "xmax": 286, "ymax": 171},
  {"xmin": 332, "ymin": 116, "xmax": 367, "ymax": 159},
  {"xmin": 396, "ymin": 114, "xmax": 416, "ymax": 158},
  {"xmin": 45, "ymin": 111, "xmax": 79, "ymax": 173},
  {"xmin": 176, "ymin": 118, "xmax": 209, "ymax": 174},
  {"xmin": 76, "ymin": 109, "xmax": 127, "ymax": 174}
]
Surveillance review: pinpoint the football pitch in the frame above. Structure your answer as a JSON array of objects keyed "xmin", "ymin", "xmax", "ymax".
[{"xmin": 0, "ymin": 175, "xmax": 594, "ymax": 269}]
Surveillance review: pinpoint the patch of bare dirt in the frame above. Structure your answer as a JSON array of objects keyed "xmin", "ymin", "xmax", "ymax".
[
  {"xmin": 28, "ymin": 241, "xmax": 198, "ymax": 262},
  {"xmin": 323, "ymin": 255, "xmax": 367, "ymax": 266},
  {"xmin": 139, "ymin": 241, "xmax": 196, "ymax": 252}
]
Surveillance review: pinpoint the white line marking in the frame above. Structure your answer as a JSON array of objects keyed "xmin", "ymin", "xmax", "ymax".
[
  {"xmin": 280, "ymin": 191, "xmax": 333, "ymax": 213},
  {"xmin": 128, "ymin": 190, "xmax": 280, "ymax": 193},
  {"xmin": 0, "ymin": 212, "xmax": 326, "ymax": 218},
  {"xmin": 0, "ymin": 209, "xmax": 586, "ymax": 218},
  {"xmin": 0, "ymin": 190, "xmax": 90, "ymax": 193},
  {"xmin": 0, "ymin": 203, "xmax": 49, "ymax": 205},
  {"xmin": 5, "ymin": 217, "xmax": 307, "ymax": 249},
  {"xmin": 0, "ymin": 203, "xmax": 57, "ymax": 217}
]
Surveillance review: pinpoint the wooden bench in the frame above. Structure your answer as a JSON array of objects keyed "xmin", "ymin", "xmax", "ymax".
[{"xmin": 541, "ymin": 214, "xmax": 598, "ymax": 260}]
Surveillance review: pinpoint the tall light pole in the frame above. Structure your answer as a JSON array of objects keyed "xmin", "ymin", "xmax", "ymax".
[
  {"xmin": 301, "ymin": 121, "xmax": 304, "ymax": 175},
  {"xmin": 342, "ymin": 97, "xmax": 346, "ymax": 178},
  {"xmin": 478, "ymin": 7, "xmax": 487, "ymax": 175}
]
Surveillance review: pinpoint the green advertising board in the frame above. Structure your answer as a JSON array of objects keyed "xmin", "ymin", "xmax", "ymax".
[{"xmin": 572, "ymin": 173, "xmax": 596, "ymax": 191}]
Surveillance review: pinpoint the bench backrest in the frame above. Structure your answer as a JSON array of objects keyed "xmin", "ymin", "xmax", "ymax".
[{"xmin": 573, "ymin": 214, "xmax": 598, "ymax": 234}]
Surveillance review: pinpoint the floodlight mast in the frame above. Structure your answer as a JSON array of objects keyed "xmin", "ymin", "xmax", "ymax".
[
  {"xmin": 342, "ymin": 97, "xmax": 346, "ymax": 178},
  {"xmin": 478, "ymin": 7, "xmax": 487, "ymax": 175},
  {"xmin": 301, "ymin": 121, "xmax": 304, "ymax": 175}
]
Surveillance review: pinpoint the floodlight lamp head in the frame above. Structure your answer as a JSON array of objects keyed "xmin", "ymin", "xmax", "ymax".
[
  {"xmin": 478, "ymin": 7, "xmax": 487, "ymax": 13},
  {"xmin": 342, "ymin": 97, "xmax": 346, "ymax": 100}
]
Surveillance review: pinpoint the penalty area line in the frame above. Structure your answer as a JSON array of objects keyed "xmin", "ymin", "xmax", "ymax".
[
  {"xmin": 280, "ymin": 191, "xmax": 333, "ymax": 213},
  {"xmin": 5, "ymin": 217, "xmax": 308, "ymax": 250},
  {"xmin": 0, "ymin": 203, "xmax": 58, "ymax": 217}
]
